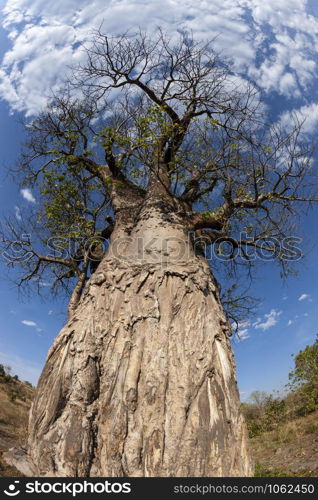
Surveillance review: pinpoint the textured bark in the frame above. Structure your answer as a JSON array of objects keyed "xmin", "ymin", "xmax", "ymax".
[{"xmin": 7, "ymin": 206, "xmax": 252, "ymax": 477}]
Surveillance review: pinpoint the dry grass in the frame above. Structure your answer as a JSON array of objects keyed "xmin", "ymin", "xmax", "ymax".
[
  {"xmin": 0, "ymin": 379, "xmax": 34, "ymax": 477},
  {"xmin": 251, "ymin": 411, "xmax": 318, "ymax": 477}
]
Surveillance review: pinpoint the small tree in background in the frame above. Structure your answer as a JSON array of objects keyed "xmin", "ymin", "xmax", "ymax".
[
  {"xmin": 242, "ymin": 391, "xmax": 287, "ymax": 437},
  {"xmin": 289, "ymin": 335, "xmax": 318, "ymax": 414}
]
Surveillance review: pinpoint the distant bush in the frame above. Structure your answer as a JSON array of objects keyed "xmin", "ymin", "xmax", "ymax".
[
  {"xmin": 242, "ymin": 391, "xmax": 288, "ymax": 437},
  {"xmin": 0, "ymin": 372, "xmax": 29, "ymax": 402},
  {"xmin": 243, "ymin": 336, "xmax": 318, "ymax": 437},
  {"xmin": 7, "ymin": 388, "xmax": 18, "ymax": 402},
  {"xmin": 0, "ymin": 364, "xmax": 12, "ymax": 381}
]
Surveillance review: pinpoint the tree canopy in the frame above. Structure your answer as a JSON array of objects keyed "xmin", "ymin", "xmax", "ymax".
[{"xmin": 1, "ymin": 29, "xmax": 317, "ymax": 322}]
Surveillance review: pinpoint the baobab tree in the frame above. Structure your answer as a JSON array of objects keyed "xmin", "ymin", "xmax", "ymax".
[{"xmin": 2, "ymin": 30, "xmax": 317, "ymax": 477}]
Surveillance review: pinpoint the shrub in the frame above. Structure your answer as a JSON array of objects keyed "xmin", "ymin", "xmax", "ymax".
[
  {"xmin": 288, "ymin": 335, "xmax": 318, "ymax": 415},
  {"xmin": 242, "ymin": 393, "xmax": 287, "ymax": 437}
]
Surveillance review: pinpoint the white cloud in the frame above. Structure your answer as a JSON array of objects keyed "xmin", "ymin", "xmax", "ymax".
[
  {"xmin": 235, "ymin": 320, "xmax": 251, "ymax": 340},
  {"xmin": 280, "ymin": 103, "xmax": 318, "ymax": 135},
  {"xmin": 21, "ymin": 319, "xmax": 37, "ymax": 326},
  {"xmin": 287, "ymin": 319, "xmax": 293, "ymax": 326},
  {"xmin": 20, "ymin": 188, "xmax": 36, "ymax": 203},
  {"xmin": 14, "ymin": 205, "xmax": 21, "ymax": 220},
  {"xmin": 39, "ymin": 280, "xmax": 51, "ymax": 287},
  {"xmin": 254, "ymin": 309, "xmax": 282, "ymax": 331},
  {"xmin": 238, "ymin": 328, "xmax": 250, "ymax": 340},
  {"xmin": 0, "ymin": 1, "xmax": 318, "ymax": 114},
  {"xmin": 298, "ymin": 293, "xmax": 311, "ymax": 301}
]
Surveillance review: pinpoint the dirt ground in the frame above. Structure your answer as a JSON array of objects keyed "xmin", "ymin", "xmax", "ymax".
[{"xmin": 251, "ymin": 410, "xmax": 318, "ymax": 476}]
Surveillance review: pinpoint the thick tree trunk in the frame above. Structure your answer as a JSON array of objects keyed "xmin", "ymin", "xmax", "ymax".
[{"xmin": 7, "ymin": 205, "xmax": 252, "ymax": 476}]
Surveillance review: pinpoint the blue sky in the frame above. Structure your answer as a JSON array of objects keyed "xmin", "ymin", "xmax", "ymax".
[{"xmin": 0, "ymin": 0, "xmax": 318, "ymax": 399}]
